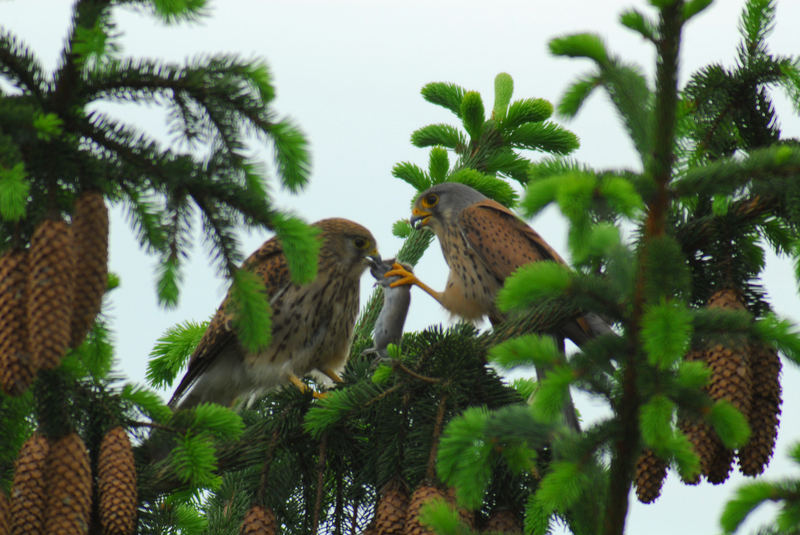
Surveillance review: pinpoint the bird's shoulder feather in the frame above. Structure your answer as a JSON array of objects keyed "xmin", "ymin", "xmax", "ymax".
[{"xmin": 459, "ymin": 199, "xmax": 568, "ymax": 282}]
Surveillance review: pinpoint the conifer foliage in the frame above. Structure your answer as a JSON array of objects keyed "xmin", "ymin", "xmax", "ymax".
[{"xmin": 0, "ymin": 0, "xmax": 314, "ymax": 533}]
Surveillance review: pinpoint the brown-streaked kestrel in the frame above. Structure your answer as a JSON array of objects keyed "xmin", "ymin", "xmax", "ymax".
[
  {"xmin": 169, "ymin": 218, "xmax": 380, "ymax": 409},
  {"xmin": 386, "ymin": 182, "xmax": 610, "ymax": 430}
]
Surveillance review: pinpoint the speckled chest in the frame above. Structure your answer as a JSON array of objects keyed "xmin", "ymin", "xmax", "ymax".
[
  {"xmin": 438, "ymin": 226, "xmax": 502, "ymax": 315},
  {"xmin": 246, "ymin": 273, "xmax": 360, "ymax": 373}
]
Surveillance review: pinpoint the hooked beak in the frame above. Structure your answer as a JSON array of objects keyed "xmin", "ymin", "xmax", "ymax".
[
  {"xmin": 366, "ymin": 248, "xmax": 381, "ymax": 266},
  {"xmin": 410, "ymin": 207, "xmax": 432, "ymax": 230}
]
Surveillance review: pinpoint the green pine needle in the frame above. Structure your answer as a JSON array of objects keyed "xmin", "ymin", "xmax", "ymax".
[
  {"xmin": 169, "ymin": 433, "xmax": 222, "ymax": 490},
  {"xmin": 156, "ymin": 255, "xmax": 182, "ymax": 309},
  {"xmin": 709, "ymin": 400, "xmax": 751, "ymax": 449},
  {"xmin": 419, "ymin": 499, "xmax": 466, "ymax": 535},
  {"xmin": 620, "ymin": 9, "xmax": 657, "ymax": 41},
  {"xmin": 639, "ymin": 395, "xmax": 675, "ymax": 447},
  {"xmin": 429, "ymin": 147, "xmax": 450, "ymax": 183},
  {"xmin": 599, "ymin": 175, "xmax": 643, "ymax": 217},
  {"xmin": 524, "ymin": 495, "xmax": 551, "ymax": 535},
  {"xmin": 739, "ymin": 0, "xmax": 775, "ymax": 54},
  {"xmin": 557, "ymin": 74, "xmax": 601, "ymax": 118},
  {"xmin": 146, "ymin": 320, "xmax": 207, "ymax": 389},
  {"xmin": 421, "ymin": 81, "xmax": 466, "ymax": 117},
  {"xmin": 31, "ymin": 112, "xmax": 63, "ymax": 141},
  {"xmin": 270, "ymin": 119, "xmax": 311, "ymax": 193},
  {"xmin": 669, "ymin": 431, "xmax": 701, "ymax": 481},
  {"xmin": 641, "ymin": 300, "xmax": 693, "ymax": 369},
  {"xmin": 549, "ymin": 33, "xmax": 609, "ymax": 64},
  {"xmin": 535, "ymin": 461, "xmax": 585, "ymax": 514},
  {"xmin": 497, "ymin": 261, "xmax": 572, "ymax": 313},
  {"xmin": 392, "ymin": 161, "xmax": 431, "ymax": 192},
  {"xmin": 754, "ymin": 313, "xmax": 800, "ymax": 366},
  {"xmin": 0, "ymin": 162, "xmax": 28, "ymax": 221},
  {"xmin": 520, "ymin": 175, "xmax": 560, "ymax": 217},
  {"xmin": 720, "ymin": 481, "xmax": 776, "ymax": 534},
  {"xmin": 529, "ymin": 366, "xmax": 575, "ymax": 424},
  {"xmin": 371, "ymin": 363, "xmax": 393, "ymax": 385},
  {"xmin": 447, "ymin": 169, "xmax": 517, "ymax": 207},
  {"xmin": 503, "ymin": 98, "xmax": 553, "ymax": 130},
  {"xmin": 437, "ymin": 406, "xmax": 493, "ymax": 509},
  {"xmin": 190, "ymin": 403, "xmax": 244, "ymax": 440},
  {"xmin": 173, "ymin": 503, "xmax": 209, "ymax": 535},
  {"xmin": 244, "ymin": 60, "xmax": 275, "ymax": 104},
  {"xmin": 511, "ymin": 378, "xmax": 537, "ymax": 400},
  {"xmin": 460, "ymin": 91, "xmax": 485, "ymax": 139},
  {"xmin": 488, "ymin": 334, "xmax": 559, "ymax": 370},
  {"xmin": 676, "ymin": 360, "xmax": 711, "ymax": 389},
  {"xmin": 273, "ymin": 213, "xmax": 320, "ymax": 284},
  {"xmin": 411, "ymin": 123, "xmax": 466, "ymax": 149},
  {"xmin": 392, "ymin": 219, "xmax": 412, "ymax": 238},
  {"xmin": 492, "ymin": 72, "xmax": 514, "ymax": 122},
  {"xmin": 507, "ymin": 122, "xmax": 580, "ymax": 154},
  {"xmin": 228, "ymin": 269, "xmax": 272, "ymax": 354},
  {"xmin": 150, "ymin": 0, "xmax": 209, "ymax": 23},
  {"xmin": 554, "ymin": 172, "xmax": 596, "ymax": 225},
  {"xmin": 121, "ymin": 384, "xmax": 172, "ymax": 424},
  {"xmin": 683, "ymin": 0, "xmax": 713, "ymax": 22}
]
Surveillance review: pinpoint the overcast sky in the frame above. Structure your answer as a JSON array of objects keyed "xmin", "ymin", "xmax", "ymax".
[{"xmin": 2, "ymin": 1, "xmax": 800, "ymax": 533}]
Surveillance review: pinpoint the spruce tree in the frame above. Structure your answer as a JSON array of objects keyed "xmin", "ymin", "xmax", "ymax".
[{"xmin": 0, "ymin": 0, "xmax": 315, "ymax": 532}]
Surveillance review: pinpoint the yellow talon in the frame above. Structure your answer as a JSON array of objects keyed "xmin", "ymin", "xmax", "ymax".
[
  {"xmin": 385, "ymin": 262, "xmax": 416, "ymax": 287},
  {"xmin": 321, "ymin": 368, "xmax": 343, "ymax": 383}
]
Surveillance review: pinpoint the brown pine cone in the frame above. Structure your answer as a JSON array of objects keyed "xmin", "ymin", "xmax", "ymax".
[
  {"xmin": 43, "ymin": 432, "xmax": 91, "ymax": 535},
  {"xmin": 738, "ymin": 344, "xmax": 782, "ymax": 476},
  {"xmin": 484, "ymin": 509, "xmax": 522, "ymax": 534},
  {"xmin": 70, "ymin": 191, "xmax": 109, "ymax": 348},
  {"xmin": 0, "ymin": 250, "xmax": 35, "ymax": 396},
  {"xmin": 1, "ymin": 488, "xmax": 9, "ymax": 535},
  {"xmin": 375, "ymin": 479, "xmax": 409, "ymax": 535},
  {"xmin": 634, "ymin": 449, "xmax": 667, "ymax": 503},
  {"xmin": 445, "ymin": 487, "xmax": 473, "ymax": 528},
  {"xmin": 678, "ymin": 417, "xmax": 716, "ymax": 485},
  {"xmin": 27, "ymin": 219, "xmax": 74, "ymax": 370},
  {"xmin": 9, "ymin": 433, "xmax": 49, "ymax": 535},
  {"xmin": 404, "ymin": 485, "xmax": 446, "ymax": 535},
  {"xmin": 98, "ymin": 427, "xmax": 137, "ymax": 535},
  {"xmin": 705, "ymin": 440, "xmax": 734, "ymax": 485},
  {"xmin": 706, "ymin": 343, "xmax": 751, "ymax": 416},
  {"xmin": 239, "ymin": 505, "xmax": 276, "ymax": 535}
]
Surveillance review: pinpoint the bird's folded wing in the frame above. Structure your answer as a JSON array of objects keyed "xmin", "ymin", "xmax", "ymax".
[
  {"xmin": 168, "ymin": 236, "xmax": 292, "ymax": 407},
  {"xmin": 458, "ymin": 199, "xmax": 569, "ymax": 281}
]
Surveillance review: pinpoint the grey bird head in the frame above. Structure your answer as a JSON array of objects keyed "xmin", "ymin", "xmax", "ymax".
[{"xmin": 409, "ymin": 182, "xmax": 487, "ymax": 235}]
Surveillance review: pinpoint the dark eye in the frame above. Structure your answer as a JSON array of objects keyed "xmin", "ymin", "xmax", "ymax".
[
  {"xmin": 354, "ymin": 237, "xmax": 367, "ymax": 249},
  {"xmin": 422, "ymin": 193, "xmax": 438, "ymax": 208}
]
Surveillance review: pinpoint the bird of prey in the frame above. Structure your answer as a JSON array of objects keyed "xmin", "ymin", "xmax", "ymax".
[
  {"xmin": 169, "ymin": 218, "xmax": 380, "ymax": 410},
  {"xmin": 386, "ymin": 182, "xmax": 610, "ymax": 430}
]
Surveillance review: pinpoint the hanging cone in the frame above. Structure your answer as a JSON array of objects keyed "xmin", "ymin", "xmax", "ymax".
[
  {"xmin": 43, "ymin": 432, "xmax": 91, "ymax": 535},
  {"xmin": 445, "ymin": 487, "xmax": 473, "ymax": 529},
  {"xmin": 404, "ymin": 485, "xmax": 446, "ymax": 535},
  {"xmin": 634, "ymin": 449, "xmax": 667, "ymax": 504},
  {"xmin": 0, "ymin": 250, "xmax": 35, "ymax": 396},
  {"xmin": 27, "ymin": 219, "xmax": 74, "ymax": 370},
  {"xmin": 9, "ymin": 433, "xmax": 49, "ymax": 535},
  {"xmin": 98, "ymin": 427, "xmax": 137, "ymax": 535},
  {"xmin": 706, "ymin": 343, "xmax": 752, "ymax": 416},
  {"xmin": 705, "ymin": 440, "xmax": 734, "ymax": 485},
  {"xmin": 239, "ymin": 505, "xmax": 276, "ymax": 535},
  {"xmin": 375, "ymin": 479, "xmax": 409, "ymax": 535},
  {"xmin": 484, "ymin": 509, "xmax": 522, "ymax": 534},
  {"xmin": 678, "ymin": 417, "xmax": 716, "ymax": 485},
  {"xmin": 70, "ymin": 191, "xmax": 109, "ymax": 348},
  {"xmin": 738, "ymin": 343, "xmax": 782, "ymax": 476},
  {"xmin": 0, "ymin": 488, "xmax": 8, "ymax": 535}
]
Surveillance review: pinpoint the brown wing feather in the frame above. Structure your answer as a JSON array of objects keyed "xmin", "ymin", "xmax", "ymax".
[
  {"xmin": 459, "ymin": 199, "xmax": 569, "ymax": 282},
  {"xmin": 168, "ymin": 237, "xmax": 292, "ymax": 407}
]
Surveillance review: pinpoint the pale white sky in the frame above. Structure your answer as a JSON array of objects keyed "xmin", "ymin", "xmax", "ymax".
[{"xmin": 1, "ymin": 1, "xmax": 799, "ymax": 533}]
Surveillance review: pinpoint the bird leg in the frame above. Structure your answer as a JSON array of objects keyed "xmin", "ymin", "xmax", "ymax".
[
  {"xmin": 287, "ymin": 373, "xmax": 327, "ymax": 399},
  {"xmin": 384, "ymin": 262, "xmax": 443, "ymax": 304},
  {"xmin": 320, "ymin": 368, "xmax": 343, "ymax": 383}
]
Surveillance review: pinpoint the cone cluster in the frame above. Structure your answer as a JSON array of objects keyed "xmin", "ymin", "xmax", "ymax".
[
  {"xmin": 0, "ymin": 489, "xmax": 8, "ymax": 535},
  {"xmin": 239, "ymin": 505, "xmax": 276, "ymax": 535},
  {"xmin": 676, "ymin": 289, "xmax": 782, "ymax": 488},
  {"xmin": 634, "ymin": 448, "xmax": 667, "ymax": 504},
  {"xmin": 404, "ymin": 484, "xmax": 446, "ymax": 535},
  {"xmin": 98, "ymin": 427, "xmax": 138, "ymax": 535},
  {"xmin": 8, "ymin": 427, "xmax": 137, "ymax": 535},
  {"xmin": 0, "ymin": 192, "xmax": 108, "ymax": 396},
  {"xmin": 375, "ymin": 479, "xmax": 409, "ymax": 535},
  {"xmin": 484, "ymin": 509, "xmax": 522, "ymax": 534}
]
